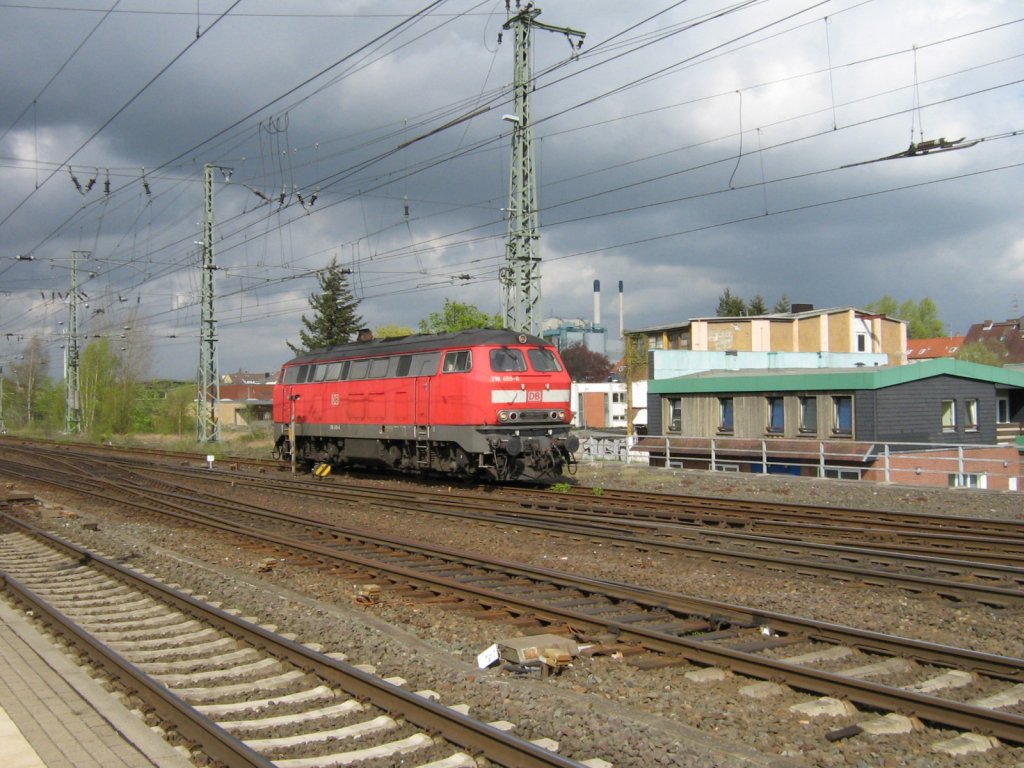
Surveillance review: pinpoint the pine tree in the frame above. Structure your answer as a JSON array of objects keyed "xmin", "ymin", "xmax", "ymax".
[
  {"xmin": 716, "ymin": 288, "xmax": 747, "ymax": 317},
  {"xmin": 748, "ymin": 294, "xmax": 769, "ymax": 315},
  {"xmin": 287, "ymin": 257, "xmax": 363, "ymax": 354}
]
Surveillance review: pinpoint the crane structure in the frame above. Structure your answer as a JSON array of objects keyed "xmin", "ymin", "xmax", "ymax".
[{"xmin": 501, "ymin": 4, "xmax": 584, "ymax": 335}]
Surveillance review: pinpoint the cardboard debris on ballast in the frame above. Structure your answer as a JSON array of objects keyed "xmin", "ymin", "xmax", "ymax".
[{"xmin": 499, "ymin": 634, "xmax": 579, "ymax": 664}]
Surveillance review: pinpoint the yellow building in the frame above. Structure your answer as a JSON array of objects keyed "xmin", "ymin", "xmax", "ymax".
[{"xmin": 631, "ymin": 306, "xmax": 907, "ymax": 365}]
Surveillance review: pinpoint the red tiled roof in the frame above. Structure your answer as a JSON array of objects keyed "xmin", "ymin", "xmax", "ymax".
[
  {"xmin": 963, "ymin": 319, "xmax": 1024, "ymax": 364},
  {"xmin": 906, "ymin": 336, "xmax": 964, "ymax": 360}
]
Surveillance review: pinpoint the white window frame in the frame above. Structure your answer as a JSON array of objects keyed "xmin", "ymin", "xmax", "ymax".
[
  {"xmin": 965, "ymin": 398, "xmax": 979, "ymax": 431},
  {"xmin": 941, "ymin": 400, "xmax": 956, "ymax": 432},
  {"xmin": 718, "ymin": 397, "xmax": 734, "ymax": 433},
  {"xmin": 766, "ymin": 396, "xmax": 785, "ymax": 434},
  {"xmin": 948, "ymin": 473, "xmax": 986, "ymax": 489},
  {"xmin": 799, "ymin": 396, "xmax": 817, "ymax": 434},
  {"xmin": 997, "ymin": 396, "xmax": 1009, "ymax": 423},
  {"xmin": 832, "ymin": 395, "xmax": 853, "ymax": 436}
]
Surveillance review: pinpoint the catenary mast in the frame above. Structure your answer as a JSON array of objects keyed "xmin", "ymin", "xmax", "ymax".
[
  {"xmin": 501, "ymin": 4, "xmax": 584, "ymax": 335},
  {"xmin": 197, "ymin": 164, "xmax": 230, "ymax": 443},
  {"xmin": 65, "ymin": 249, "xmax": 87, "ymax": 434}
]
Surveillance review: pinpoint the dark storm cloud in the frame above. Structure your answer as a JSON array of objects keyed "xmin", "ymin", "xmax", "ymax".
[{"xmin": 1, "ymin": 1, "xmax": 1022, "ymax": 378}]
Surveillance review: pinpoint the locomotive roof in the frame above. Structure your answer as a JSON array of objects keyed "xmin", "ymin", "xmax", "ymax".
[{"xmin": 282, "ymin": 328, "xmax": 552, "ymax": 365}]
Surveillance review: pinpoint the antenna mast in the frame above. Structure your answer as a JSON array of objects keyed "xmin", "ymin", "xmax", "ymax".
[{"xmin": 501, "ymin": 4, "xmax": 584, "ymax": 335}]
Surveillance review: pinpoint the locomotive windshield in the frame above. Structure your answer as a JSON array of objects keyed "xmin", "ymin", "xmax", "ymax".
[
  {"xmin": 490, "ymin": 348, "xmax": 527, "ymax": 372},
  {"xmin": 527, "ymin": 348, "xmax": 562, "ymax": 372}
]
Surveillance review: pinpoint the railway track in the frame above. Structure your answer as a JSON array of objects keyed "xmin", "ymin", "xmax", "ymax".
[
  {"xmin": 9, "ymin": 436, "xmax": 1023, "ymax": 563},
  {"xmin": 9, "ymin": 443, "xmax": 1021, "ymax": 608},
  {"xmin": 1, "ymin": 446, "xmax": 1023, "ymax": 749},
  {"xmin": 0, "ymin": 514, "xmax": 599, "ymax": 768}
]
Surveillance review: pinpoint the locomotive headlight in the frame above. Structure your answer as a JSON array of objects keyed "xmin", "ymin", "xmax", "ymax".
[
  {"xmin": 556, "ymin": 410, "xmax": 566, "ymax": 421},
  {"xmin": 498, "ymin": 410, "xmax": 510, "ymax": 422}
]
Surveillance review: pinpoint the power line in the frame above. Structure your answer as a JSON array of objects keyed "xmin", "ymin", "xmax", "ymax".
[{"xmin": 0, "ymin": 1, "xmax": 244, "ymax": 232}]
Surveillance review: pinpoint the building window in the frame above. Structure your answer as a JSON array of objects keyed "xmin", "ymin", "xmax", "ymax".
[
  {"xmin": 667, "ymin": 398, "xmax": 682, "ymax": 432},
  {"xmin": 718, "ymin": 397, "xmax": 734, "ymax": 433},
  {"xmin": 997, "ymin": 397, "xmax": 1010, "ymax": 423},
  {"xmin": 832, "ymin": 396, "xmax": 852, "ymax": 436},
  {"xmin": 799, "ymin": 396, "xmax": 817, "ymax": 433},
  {"xmin": 965, "ymin": 399, "xmax": 979, "ymax": 431},
  {"xmin": 822, "ymin": 467, "xmax": 862, "ymax": 480},
  {"xmin": 949, "ymin": 473, "xmax": 986, "ymax": 489},
  {"xmin": 766, "ymin": 397, "xmax": 784, "ymax": 434},
  {"xmin": 941, "ymin": 400, "xmax": 956, "ymax": 432},
  {"xmin": 857, "ymin": 333, "xmax": 867, "ymax": 352}
]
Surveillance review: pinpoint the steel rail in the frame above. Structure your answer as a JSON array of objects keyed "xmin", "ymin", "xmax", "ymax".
[
  {"xmin": 91, "ymin": 446, "xmax": 1024, "ymax": 563},
  {"xmin": 557, "ymin": 486, "xmax": 1024, "ymax": 539},
  {"xmin": 14, "ymin": 439, "xmax": 1024, "ymax": 560},
  {"xmin": 34, "ymin": 452, "xmax": 1024, "ymax": 608},
  {"xmin": 0, "ymin": 513, "xmax": 591, "ymax": 768},
  {"xmin": 0, "ymin": 559, "xmax": 274, "ymax": 767},
  {"xmin": 3, "ymin": 449, "xmax": 1024, "ymax": 742}
]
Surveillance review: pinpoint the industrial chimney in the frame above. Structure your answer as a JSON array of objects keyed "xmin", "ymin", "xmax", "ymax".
[{"xmin": 593, "ymin": 279, "xmax": 601, "ymax": 328}]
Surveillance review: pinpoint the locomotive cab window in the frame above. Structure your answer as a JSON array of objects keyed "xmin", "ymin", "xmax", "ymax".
[
  {"xmin": 442, "ymin": 350, "xmax": 471, "ymax": 373},
  {"xmin": 528, "ymin": 348, "xmax": 562, "ymax": 372},
  {"xmin": 412, "ymin": 352, "xmax": 440, "ymax": 376},
  {"xmin": 348, "ymin": 359, "xmax": 369, "ymax": 380},
  {"xmin": 490, "ymin": 348, "xmax": 526, "ymax": 373}
]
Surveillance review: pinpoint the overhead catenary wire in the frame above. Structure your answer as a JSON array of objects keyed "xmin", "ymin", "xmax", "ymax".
[{"xmin": 2, "ymin": 2, "xmax": 1021, "ymax": 368}]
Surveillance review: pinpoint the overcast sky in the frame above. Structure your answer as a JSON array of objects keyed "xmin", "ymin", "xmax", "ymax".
[{"xmin": 1, "ymin": 0, "xmax": 1022, "ymax": 379}]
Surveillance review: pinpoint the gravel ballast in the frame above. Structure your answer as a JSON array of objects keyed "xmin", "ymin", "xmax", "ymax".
[{"xmin": 5, "ymin": 456, "xmax": 1024, "ymax": 768}]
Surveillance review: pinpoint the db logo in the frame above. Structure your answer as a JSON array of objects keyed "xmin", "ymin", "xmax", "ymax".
[
  {"xmin": 526, "ymin": 390, "xmax": 542, "ymax": 402},
  {"xmin": 331, "ymin": 393, "xmax": 340, "ymax": 406}
]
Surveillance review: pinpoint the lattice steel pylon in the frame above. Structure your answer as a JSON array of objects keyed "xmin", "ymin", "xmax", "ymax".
[
  {"xmin": 65, "ymin": 249, "xmax": 88, "ymax": 434},
  {"xmin": 501, "ymin": 5, "xmax": 584, "ymax": 335},
  {"xmin": 197, "ymin": 164, "xmax": 228, "ymax": 443}
]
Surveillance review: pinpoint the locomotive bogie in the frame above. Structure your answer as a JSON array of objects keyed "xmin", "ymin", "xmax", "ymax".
[{"xmin": 272, "ymin": 329, "xmax": 578, "ymax": 483}]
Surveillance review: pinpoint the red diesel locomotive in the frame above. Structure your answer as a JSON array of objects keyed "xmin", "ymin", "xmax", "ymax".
[{"xmin": 272, "ymin": 329, "xmax": 579, "ymax": 482}]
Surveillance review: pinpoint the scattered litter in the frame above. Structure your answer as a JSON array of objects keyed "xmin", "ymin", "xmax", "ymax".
[
  {"xmin": 477, "ymin": 634, "xmax": 580, "ymax": 677},
  {"xmin": 477, "ymin": 644, "xmax": 501, "ymax": 669},
  {"xmin": 354, "ymin": 584, "xmax": 381, "ymax": 605}
]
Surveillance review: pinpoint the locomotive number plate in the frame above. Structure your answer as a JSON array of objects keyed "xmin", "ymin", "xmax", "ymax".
[
  {"xmin": 527, "ymin": 390, "xmax": 542, "ymax": 402},
  {"xmin": 331, "ymin": 393, "xmax": 340, "ymax": 406}
]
